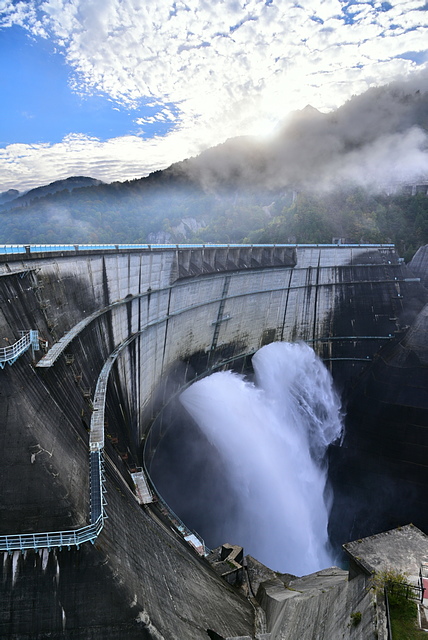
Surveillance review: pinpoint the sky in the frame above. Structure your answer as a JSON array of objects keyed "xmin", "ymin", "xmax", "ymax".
[{"xmin": 0, "ymin": 0, "xmax": 428, "ymax": 194}]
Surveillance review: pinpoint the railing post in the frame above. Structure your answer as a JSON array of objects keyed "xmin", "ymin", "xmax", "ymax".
[{"xmin": 385, "ymin": 586, "xmax": 393, "ymax": 640}]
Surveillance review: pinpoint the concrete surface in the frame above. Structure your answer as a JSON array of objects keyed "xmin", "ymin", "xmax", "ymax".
[
  {"xmin": 257, "ymin": 567, "xmax": 378, "ymax": 640},
  {"xmin": 0, "ymin": 244, "xmax": 426, "ymax": 638}
]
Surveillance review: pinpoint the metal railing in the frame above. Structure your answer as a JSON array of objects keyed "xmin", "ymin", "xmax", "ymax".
[
  {"xmin": 152, "ymin": 483, "xmax": 209, "ymax": 556},
  {"xmin": 0, "ymin": 241, "xmax": 401, "ymax": 551},
  {"xmin": 387, "ymin": 577, "xmax": 424, "ymax": 603},
  {"xmin": 0, "ymin": 450, "xmax": 105, "ymax": 552},
  {"xmin": 384, "ymin": 575, "xmax": 425, "ymax": 640},
  {"xmin": 89, "ymin": 451, "xmax": 105, "ymax": 524},
  {"xmin": 0, "ymin": 367, "xmax": 106, "ymax": 552},
  {"xmin": 0, "ymin": 516, "xmax": 104, "ymax": 553},
  {"xmin": 0, "ymin": 330, "xmax": 39, "ymax": 369},
  {"xmin": 36, "ymin": 269, "xmax": 402, "ymax": 370},
  {"xmin": 87, "ymin": 332, "xmax": 208, "ymax": 554},
  {"xmin": 0, "ymin": 242, "xmax": 396, "ymax": 256},
  {"xmin": 385, "ymin": 586, "xmax": 393, "ymax": 640}
]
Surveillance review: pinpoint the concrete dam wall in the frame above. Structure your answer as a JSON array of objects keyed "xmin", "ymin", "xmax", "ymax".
[{"xmin": 0, "ymin": 243, "xmax": 426, "ymax": 639}]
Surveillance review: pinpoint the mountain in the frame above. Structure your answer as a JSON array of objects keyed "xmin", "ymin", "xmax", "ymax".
[
  {"xmin": 1, "ymin": 78, "xmax": 428, "ymax": 254},
  {"xmin": 0, "ymin": 176, "xmax": 104, "ymax": 211},
  {"xmin": 0, "ymin": 189, "xmax": 20, "ymax": 205}
]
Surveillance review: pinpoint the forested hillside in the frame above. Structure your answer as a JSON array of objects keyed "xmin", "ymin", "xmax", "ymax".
[
  {"xmin": 1, "ymin": 179, "xmax": 427, "ymax": 261},
  {"xmin": 244, "ymin": 189, "xmax": 428, "ymax": 262}
]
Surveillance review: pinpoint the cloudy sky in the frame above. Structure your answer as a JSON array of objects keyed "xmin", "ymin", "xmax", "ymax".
[{"xmin": 0, "ymin": 0, "xmax": 427, "ymax": 193}]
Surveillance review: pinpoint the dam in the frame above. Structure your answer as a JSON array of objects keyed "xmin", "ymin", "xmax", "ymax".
[{"xmin": 0, "ymin": 242, "xmax": 428, "ymax": 639}]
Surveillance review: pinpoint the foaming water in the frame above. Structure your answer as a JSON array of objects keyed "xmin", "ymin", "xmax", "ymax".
[{"xmin": 179, "ymin": 341, "xmax": 343, "ymax": 575}]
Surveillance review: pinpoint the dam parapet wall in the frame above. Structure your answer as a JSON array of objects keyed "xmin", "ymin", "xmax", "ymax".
[
  {"xmin": 0, "ymin": 243, "xmax": 421, "ymax": 521},
  {"xmin": 0, "ymin": 243, "xmax": 426, "ymax": 639},
  {"xmin": 0, "ymin": 243, "xmax": 414, "ymax": 439},
  {"xmin": 0, "ymin": 243, "xmax": 421, "ymax": 514}
]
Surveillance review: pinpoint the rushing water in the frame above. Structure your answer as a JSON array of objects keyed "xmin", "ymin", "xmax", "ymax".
[{"xmin": 179, "ymin": 341, "xmax": 343, "ymax": 575}]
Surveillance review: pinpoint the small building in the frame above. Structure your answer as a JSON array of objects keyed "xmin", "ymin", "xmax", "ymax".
[
  {"xmin": 344, "ymin": 524, "xmax": 428, "ymax": 634},
  {"xmin": 343, "ymin": 523, "xmax": 428, "ymax": 583}
]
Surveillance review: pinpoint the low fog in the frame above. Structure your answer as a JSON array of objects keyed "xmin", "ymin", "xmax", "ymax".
[{"xmin": 177, "ymin": 72, "xmax": 428, "ymax": 193}]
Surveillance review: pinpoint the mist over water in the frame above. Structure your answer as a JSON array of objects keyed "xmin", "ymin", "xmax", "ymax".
[{"xmin": 179, "ymin": 341, "xmax": 343, "ymax": 575}]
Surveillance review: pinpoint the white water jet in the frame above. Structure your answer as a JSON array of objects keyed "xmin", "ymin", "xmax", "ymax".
[{"xmin": 179, "ymin": 341, "xmax": 343, "ymax": 575}]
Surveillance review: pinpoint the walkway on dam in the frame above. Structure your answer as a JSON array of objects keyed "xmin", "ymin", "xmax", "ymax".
[
  {"xmin": 0, "ymin": 343, "xmax": 114, "ymax": 551},
  {"xmin": 0, "ymin": 330, "xmax": 147, "ymax": 551},
  {"xmin": 0, "ymin": 242, "xmax": 396, "ymax": 257},
  {"xmin": 34, "ymin": 273, "xmax": 408, "ymax": 371},
  {"xmin": 0, "ymin": 330, "xmax": 39, "ymax": 369}
]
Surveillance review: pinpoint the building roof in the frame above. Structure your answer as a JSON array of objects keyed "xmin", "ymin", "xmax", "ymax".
[{"xmin": 343, "ymin": 524, "xmax": 428, "ymax": 577}]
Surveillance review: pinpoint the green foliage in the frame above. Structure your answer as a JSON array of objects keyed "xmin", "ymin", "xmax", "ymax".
[
  {"xmin": 350, "ymin": 611, "xmax": 362, "ymax": 626},
  {"xmin": 375, "ymin": 568, "xmax": 426, "ymax": 639},
  {"xmin": 248, "ymin": 189, "xmax": 428, "ymax": 257},
  {"xmin": 373, "ymin": 567, "xmax": 408, "ymax": 594},
  {"xmin": 389, "ymin": 594, "xmax": 426, "ymax": 639}
]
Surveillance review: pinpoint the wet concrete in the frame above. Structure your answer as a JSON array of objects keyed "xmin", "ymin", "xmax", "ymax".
[{"xmin": 1, "ymin": 244, "xmax": 427, "ymax": 638}]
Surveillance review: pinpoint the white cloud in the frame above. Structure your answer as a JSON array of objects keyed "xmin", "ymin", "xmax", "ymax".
[
  {"xmin": 0, "ymin": 127, "xmax": 212, "ymax": 192},
  {"xmin": 1, "ymin": 0, "xmax": 428, "ymax": 191}
]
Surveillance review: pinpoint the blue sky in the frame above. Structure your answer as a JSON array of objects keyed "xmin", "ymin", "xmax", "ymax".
[
  {"xmin": 0, "ymin": 0, "xmax": 427, "ymax": 193},
  {"xmin": 0, "ymin": 25, "xmax": 179, "ymax": 146}
]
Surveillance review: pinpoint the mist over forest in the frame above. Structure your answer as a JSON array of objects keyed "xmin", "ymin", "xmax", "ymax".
[{"xmin": 2, "ymin": 76, "xmax": 428, "ymax": 261}]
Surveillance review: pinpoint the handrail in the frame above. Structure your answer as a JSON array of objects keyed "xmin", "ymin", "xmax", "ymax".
[
  {"xmin": 384, "ymin": 578, "xmax": 424, "ymax": 640},
  {"xmin": 0, "ymin": 360, "xmax": 106, "ymax": 551},
  {"xmin": 0, "ymin": 330, "xmax": 39, "ymax": 369},
  {"xmin": 0, "ymin": 515, "xmax": 104, "ymax": 552},
  {"xmin": 0, "ymin": 450, "xmax": 105, "ymax": 552},
  {"xmin": 37, "ymin": 299, "xmax": 144, "ymax": 368},
  {"xmin": 151, "ymin": 481, "xmax": 208, "ymax": 555},
  {"xmin": 0, "ymin": 330, "xmax": 208, "ymax": 554},
  {"xmin": 89, "ymin": 334, "xmax": 138, "ymax": 452},
  {"xmin": 0, "ymin": 333, "xmax": 30, "ymax": 362},
  {"xmin": 0, "ymin": 242, "xmax": 396, "ymax": 257},
  {"xmin": 0, "ymin": 242, "xmax": 401, "ymax": 551},
  {"xmin": 36, "ymin": 273, "xmax": 401, "ymax": 369},
  {"xmin": 385, "ymin": 586, "xmax": 393, "ymax": 640},
  {"xmin": 89, "ymin": 332, "xmax": 209, "ymax": 555},
  {"xmin": 141, "ymin": 352, "xmax": 265, "ymax": 555}
]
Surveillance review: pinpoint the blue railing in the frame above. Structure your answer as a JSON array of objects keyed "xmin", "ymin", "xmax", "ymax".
[
  {"xmin": 0, "ymin": 515, "xmax": 104, "ymax": 553},
  {"xmin": 0, "ymin": 240, "xmax": 398, "ymax": 552},
  {"xmin": 0, "ymin": 245, "xmax": 26, "ymax": 254},
  {"xmin": 0, "ymin": 242, "xmax": 395, "ymax": 256},
  {"xmin": 0, "ymin": 330, "xmax": 39, "ymax": 369},
  {"xmin": 0, "ymin": 449, "xmax": 105, "ymax": 552},
  {"xmin": 0, "ymin": 372, "xmax": 106, "ymax": 551}
]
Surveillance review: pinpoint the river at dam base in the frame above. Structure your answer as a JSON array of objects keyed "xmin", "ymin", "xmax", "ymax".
[{"xmin": 180, "ymin": 342, "xmax": 343, "ymax": 575}]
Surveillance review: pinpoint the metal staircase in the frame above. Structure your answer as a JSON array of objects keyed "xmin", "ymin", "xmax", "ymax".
[{"xmin": 0, "ymin": 330, "xmax": 39, "ymax": 369}]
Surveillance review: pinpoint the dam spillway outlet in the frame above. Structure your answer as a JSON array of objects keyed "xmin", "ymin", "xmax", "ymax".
[{"xmin": 149, "ymin": 341, "xmax": 343, "ymax": 576}]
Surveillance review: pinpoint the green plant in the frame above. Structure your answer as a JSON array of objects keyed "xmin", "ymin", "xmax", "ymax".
[
  {"xmin": 373, "ymin": 567, "xmax": 408, "ymax": 594},
  {"xmin": 350, "ymin": 611, "xmax": 362, "ymax": 627},
  {"xmin": 389, "ymin": 595, "xmax": 426, "ymax": 638},
  {"xmin": 375, "ymin": 567, "xmax": 426, "ymax": 639}
]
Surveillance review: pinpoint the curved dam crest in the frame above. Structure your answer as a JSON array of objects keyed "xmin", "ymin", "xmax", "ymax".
[{"xmin": 0, "ymin": 243, "xmax": 427, "ymax": 639}]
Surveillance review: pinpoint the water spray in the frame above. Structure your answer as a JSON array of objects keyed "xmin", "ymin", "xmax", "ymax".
[{"xmin": 180, "ymin": 341, "xmax": 343, "ymax": 575}]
